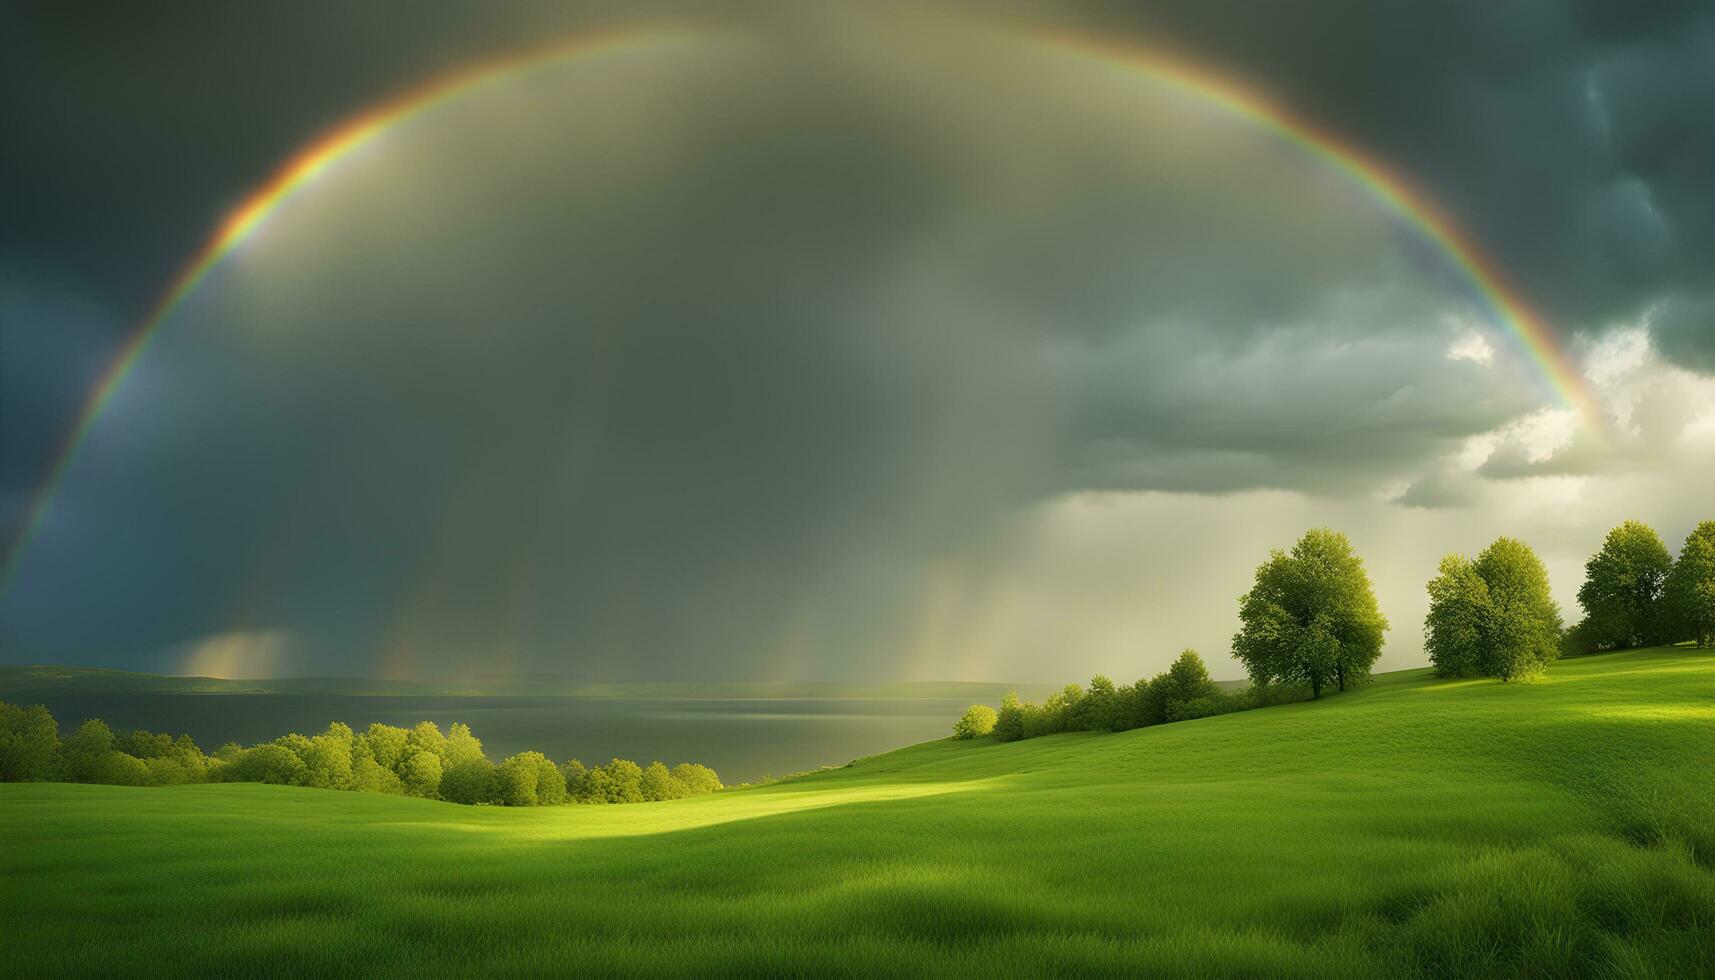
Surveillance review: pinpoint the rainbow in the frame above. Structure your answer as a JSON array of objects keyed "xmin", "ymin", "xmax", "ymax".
[{"xmin": 0, "ymin": 24, "xmax": 1602, "ymax": 592}]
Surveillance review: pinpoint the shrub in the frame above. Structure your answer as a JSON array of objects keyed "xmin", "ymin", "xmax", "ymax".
[{"xmin": 951, "ymin": 704, "xmax": 998, "ymax": 739}]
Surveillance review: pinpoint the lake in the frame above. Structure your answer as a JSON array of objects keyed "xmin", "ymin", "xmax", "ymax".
[{"xmin": 29, "ymin": 694, "xmax": 974, "ymax": 783}]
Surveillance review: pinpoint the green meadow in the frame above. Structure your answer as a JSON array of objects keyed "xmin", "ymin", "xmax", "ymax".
[{"xmin": 5, "ymin": 647, "xmax": 1714, "ymax": 978}]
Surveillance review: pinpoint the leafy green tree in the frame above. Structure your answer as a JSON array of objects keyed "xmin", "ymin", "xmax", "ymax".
[
  {"xmin": 596, "ymin": 759, "xmax": 645, "ymax": 803},
  {"xmin": 406, "ymin": 721, "xmax": 446, "ymax": 761},
  {"xmin": 362, "ymin": 723, "xmax": 409, "ymax": 771},
  {"xmin": 951, "ymin": 704, "xmax": 998, "ymax": 739},
  {"xmin": 443, "ymin": 723, "xmax": 486, "ymax": 767},
  {"xmin": 1234, "ymin": 528, "xmax": 1389, "ymax": 698},
  {"xmin": 1473, "ymin": 537, "xmax": 1563, "ymax": 681},
  {"xmin": 562, "ymin": 758, "xmax": 591, "ymax": 800},
  {"xmin": 496, "ymin": 751, "xmax": 557, "ymax": 806},
  {"xmin": 533, "ymin": 755, "xmax": 569, "ymax": 805},
  {"xmin": 300, "ymin": 727, "xmax": 355, "ymax": 790},
  {"xmin": 0, "ymin": 703, "xmax": 60, "ymax": 781},
  {"xmin": 1154, "ymin": 650, "xmax": 1223, "ymax": 722},
  {"xmin": 59, "ymin": 718, "xmax": 119, "ymax": 783},
  {"xmin": 226, "ymin": 743, "xmax": 308, "ymax": 785},
  {"xmin": 1424, "ymin": 554, "xmax": 1491, "ymax": 677},
  {"xmin": 1576, "ymin": 520, "xmax": 1673, "ymax": 649},
  {"xmin": 639, "ymin": 761, "xmax": 686, "ymax": 801},
  {"xmin": 992, "ymin": 692, "xmax": 1026, "ymax": 742},
  {"xmin": 1081, "ymin": 676, "xmax": 1118, "ymax": 731},
  {"xmin": 400, "ymin": 750, "xmax": 443, "ymax": 798},
  {"xmin": 670, "ymin": 763, "xmax": 721, "ymax": 795},
  {"xmin": 440, "ymin": 757, "xmax": 497, "ymax": 804},
  {"xmin": 1665, "ymin": 520, "xmax": 1715, "ymax": 647}
]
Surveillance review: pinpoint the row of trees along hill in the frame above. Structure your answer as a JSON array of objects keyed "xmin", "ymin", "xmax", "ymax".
[
  {"xmin": 1566, "ymin": 520, "xmax": 1715, "ymax": 653},
  {"xmin": 953, "ymin": 528, "xmax": 1389, "ymax": 742},
  {"xmin": 0, "ymin": 704, "xmax": 721, "ymax": 804},
  {"xmin": 955, "ymin": 519, "xmax": 1715, "ymax": 741},
  {"xmin": 951, "ymin": 648, "xmax": 1305, "ymax": 742}
]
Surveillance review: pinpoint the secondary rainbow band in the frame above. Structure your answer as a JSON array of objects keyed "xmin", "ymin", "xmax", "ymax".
[
  {"xmin": 1042, "ymin": 30, "xmax": 1602, "ymax": 426},
  {"xmin": 0, "ymin": 24, "xmax": 1601, "ymax": 591}
]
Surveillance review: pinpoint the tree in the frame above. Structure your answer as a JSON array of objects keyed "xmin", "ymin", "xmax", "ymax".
[
  {"xmin": 1576, "ymin": 520, "xmax": 1673, "ymax": 650},
  {"xmin": 1153, "ymin": 650, "xmax": 1223, "ymax": 722},
  {"xmin": 993, "ymin": 692, "xmax": 1026, "ymax": 742},
  {"xmin": 639, "ymin": 761, "xmax": 684, "ymax": 801},
  {"xmin": 1665, "ymin": 520, "xmax": 1715, "ymax": 647},
  {"xmin": 400, "ymin": 751, "xmax": 443, "ymax": 798},
  {"xmin": 441, "ymin": 757, "xmax": 497, "ymax": 805},
  {"xmin": 226, "ymin": 743, "xmax": 308, "ymax": 785},
  {"xmin": 496, "ymin": 751, "xmax": 558, "ymax": 806},
  {"xmin": 1424, "ymin": 554, "xmax": 1491, "ymax": 677},
  {"xmin": 59, "ymin": 718, "xmax": 119, "ymax": 783},
  {"xmin": 363, "ymin": 723, "xmax": 409, "ymax": 771},
  {"xmin": 1081, "ymin": 676, "xmax": 1118, "ymax": 731},
  {"xmin": 562, "ymin": 759, "xmax": 591, "ymax": 800},
  {"xmin": 596, "ymin": 759, "xmax": 644, "ymax": 803},
  {"xmin": 952, "ymin": 704, "xmax": 998, "ymax": 739},
  {"xmin": 1233, "ymin": 528, "xmax": 1389, "ymax": 698},
  {"xmin": 670, "ymin": 763, "xmax": 722, "ymax": 795},
  {"xmin": 0, "ymin": 703, "xmax": 60, "ymax": 781},
  {"xmin": 1472, "ymin": 537, "xmax": 1563, "ymax": 681}
]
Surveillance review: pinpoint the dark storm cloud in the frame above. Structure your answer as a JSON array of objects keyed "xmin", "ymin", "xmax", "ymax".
[
  {"xmin": 3, "ymin": 2, "xmax": 1711, "ymax": 679},
  {"xmin": 1074, "ymin": 0, "xmax": 1715, "ymax": 363}
]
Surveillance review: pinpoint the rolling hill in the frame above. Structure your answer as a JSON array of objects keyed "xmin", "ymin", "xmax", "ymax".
[{"xmin": 4, "ymin": 647, "xmax": 1713, "ymax": 977}]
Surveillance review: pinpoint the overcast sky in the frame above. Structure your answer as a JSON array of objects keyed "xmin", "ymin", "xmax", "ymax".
[{"xmin": 3, "ymin": 1, "xmax": 1712, "ymax": 682}]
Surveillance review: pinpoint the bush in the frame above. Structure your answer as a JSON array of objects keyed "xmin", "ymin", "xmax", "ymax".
[{"xmin": 951, "ymin": 704, "xmax": 998, "ymax": 739}]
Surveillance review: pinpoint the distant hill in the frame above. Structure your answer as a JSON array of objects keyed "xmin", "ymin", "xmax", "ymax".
[{"xmin": 0, "ymin": 665, "xmax": 1061, "ymax": 701}]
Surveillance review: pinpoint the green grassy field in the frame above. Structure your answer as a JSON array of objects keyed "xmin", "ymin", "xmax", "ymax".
[{"xmin": 5, "ymin": 647, "xmax": 1714, "ymax": 977}]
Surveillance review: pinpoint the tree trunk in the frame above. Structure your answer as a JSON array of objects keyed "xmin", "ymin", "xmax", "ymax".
[{"xmin": 1310, "ymin": 676, "xmax": 1323, "ymax": 700}]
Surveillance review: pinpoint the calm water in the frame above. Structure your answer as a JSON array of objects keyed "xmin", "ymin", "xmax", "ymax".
[{"xmin": 31, "ymin": 695, "xmax": 971, "ymax": 783}]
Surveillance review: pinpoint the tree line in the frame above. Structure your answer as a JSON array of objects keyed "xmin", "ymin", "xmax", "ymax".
[
  {"xmin": 956, "ymin": 519, "xmax": 1715, "ymax": 740},
  {"xmin": 0, "ymin": 705, "xmax": 721, "ymax": 805}
]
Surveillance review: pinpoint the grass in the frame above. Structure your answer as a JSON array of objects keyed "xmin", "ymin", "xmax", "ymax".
[{"xmin": 5, "ymin": 647, "xmax": 1714, "ymax": 977}]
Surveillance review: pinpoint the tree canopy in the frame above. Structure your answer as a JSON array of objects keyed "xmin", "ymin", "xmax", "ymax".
[
  {"xmin": 1665, "ymin": 520, "xmax": 1715, "ymax": 648},
  {"xmin": 1576, "ymin": 520, "xmax": 1673, "ymax": 650},
  {"xmin": 1426, "ymin": 539, "xmax": 1562, "ymax": 680},
  {"xmin": 1472, "ymin": 537, "xmax": 1563, "ymax": 680},
  {"xmin": 1233, "ymin": 528, "xmax": 1389, "ymax": 698}
]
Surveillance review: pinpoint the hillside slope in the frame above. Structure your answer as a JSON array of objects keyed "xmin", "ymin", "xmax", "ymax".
[{"xmin": 5, "ymin": 648, "xmax": 1714, "ymax": 977}]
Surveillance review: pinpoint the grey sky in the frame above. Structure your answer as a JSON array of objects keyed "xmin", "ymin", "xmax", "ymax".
[{"xmin": 2, "ymin": 2, "xmax": 1711, "ymax": 681}]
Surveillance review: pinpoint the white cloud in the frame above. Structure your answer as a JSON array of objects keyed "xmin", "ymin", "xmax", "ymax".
[{"xmin": 1447, "ymin": 331, "xmax": 1495, "ymax": 366}]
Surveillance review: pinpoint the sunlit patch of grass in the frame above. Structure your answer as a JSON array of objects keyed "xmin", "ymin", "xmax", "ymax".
[{"xmin": 4, "ymin": 647, "xmax": 1715, "ymax": 976}]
